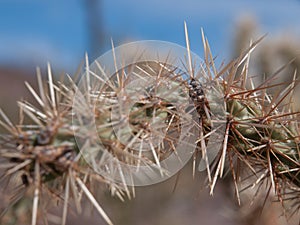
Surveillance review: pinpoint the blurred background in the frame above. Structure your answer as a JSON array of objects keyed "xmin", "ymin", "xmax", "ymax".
[{"xmin": 1, "ymin": 0, "xmax": 300, "ymax": 224}]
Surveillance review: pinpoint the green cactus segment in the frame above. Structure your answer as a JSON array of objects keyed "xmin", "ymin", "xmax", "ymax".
[
  {"xmin": 220, "ymin": 85, "xmax": 300, "ymax": 189},
  {"xmin": 93, "ymin": 100, "xmax": 175, "ymax": 165},
  {"xmin": 81, "ymin": 61, "xmax": 190, "ymax": 169}
]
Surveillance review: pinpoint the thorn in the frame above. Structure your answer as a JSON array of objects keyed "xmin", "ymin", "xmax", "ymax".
[
  {"xmin": 31, "ymin": 160, "xmax": 40, "ymax": 225},
  {"xmin": 61, "ymin": 176, "xmax": 70, "ymax": 225},
  {"xmin": 184, "ymin": 21, "xmax": 193, "ymax": 79},
  {"xmin": 47, "ymin": 62, "xmax": 56, "ymax": 111},
  {"xmin": 111, "ymin": 38, "xmax": 121, "ymax": 87},
  {"xmin": 76, "ymin": 177, "xmax": 114, "ymax": 225}
]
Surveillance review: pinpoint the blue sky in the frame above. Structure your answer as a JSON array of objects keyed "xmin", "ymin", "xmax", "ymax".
[{"xmin": 0, "ymin": 0, "xmax": 300, "ymax": 74}]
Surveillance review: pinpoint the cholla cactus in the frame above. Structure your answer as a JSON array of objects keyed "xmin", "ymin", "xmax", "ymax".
[
  {"xmin": 0, "ymin": 26, "xmax": 299, "ymax": 225},
  {"xmin": 0, "ymin": 64, "xmax": 121, "ymax": 225}
]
